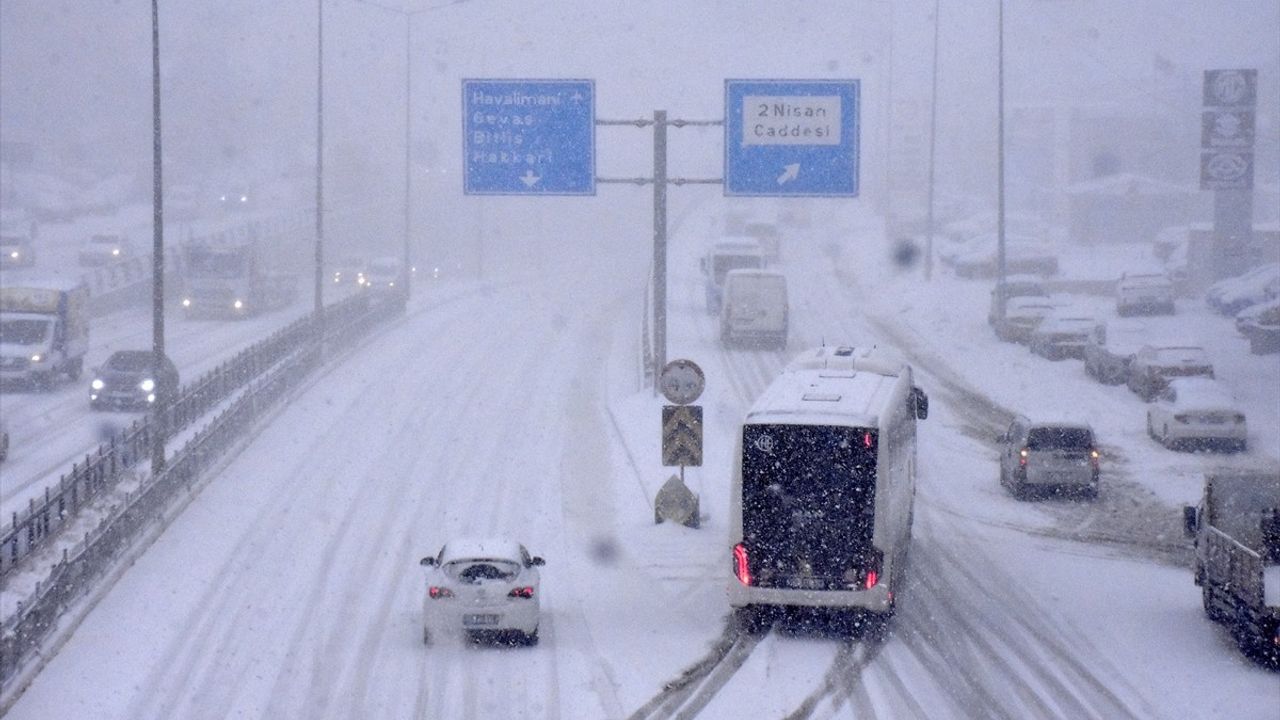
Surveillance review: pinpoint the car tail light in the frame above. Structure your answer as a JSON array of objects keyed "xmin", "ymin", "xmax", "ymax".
[
  {"xmin": 732, "ymin": 543, "xmax": 753, "ymax": 586},
  {"xmin": 428, "ymin": 586, "xmax": 453, "ymax": 599},
  {"xmin": 1019, "ymin": 448, "xmax": 1029, "ymax": 467},
  {"xmin": 508, "ymin": 586, "xmax": 535, "ymax": 599}
]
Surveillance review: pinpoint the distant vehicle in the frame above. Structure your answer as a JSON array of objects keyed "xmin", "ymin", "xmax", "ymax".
[
  {"xmin": 89, "ymin": 350, "xmax": 179, "ymax": 411},
  {"xmin": 728, "ymin": 346, "xmax": 928, "ymax": 634},
  {"xmin": 181, "ymin": 231, "xmax": 300, "ymax": 318},
  {"xmin": 992, "ymin": 296, "xmax": 1059, "ymax": 344},
  {"xmin": 1083, "ymin": 319, "xmax": 1145, "ymax": 385},
  {"xmin": 78, "ymin": 233, "xmax": 135, "ymax": 266},
  {"xmin": 997, "ymin": 417, "xmax": 1100, "ymax": 500},
  {"xmin": 1146, "ymin": 377, "xmax": 1246, "ymax": 452},
  {"xmin": 419, "ymin": 537, "xmax": 545, "ymax": 646},
  {"xmin": 0, "ymin": 280, "xmax": 89, "ymax": 387},
  {"xmin": 364, "ymin": 256, "xmax": 407, "ymax": 310},
  {"xmin": 951, "ymin": 233, "xmax": 1059, "ymax": 278},
  {"xmin": 1115, "ymin": 272, "xmax": 1175, "ymax": 316},
  {"xmin": 720, "ymin": 269, "xmax": 788, "ymax": 350},
  {"xmin": 986, "ymin": 274, "xmax": 1048, "ymax": 325},
  {"xmin": 0, "ymin": 233, "xmax": 36, "ymax": 269},
  {"xmin": 1207, "ymin": 263, "xmax": 1280, "ymax": 316},
  {"xmin": 1127, "ymin": 344, "xmax": 1214, "ymax": 400},
  {"xmin": 1184, "ymin": 470, "xmax": 1280, "ymax": 666},
  {"xmin": 742, "ymin": 221, "xmax": 782, "ymax": 262},
  {"xmin": 1028, "ymin": 314, "xmax": 1096, "ymax": 360},
  {"xmin": 330, "ymin": 255, "xmax": 369, "ymax": 287},
  {"xmin": 700, "ymin": 238, "xmax": 765, "ymax": 314},
  {"xmin": 1236, "ymin": 299, "xmax": 1280, "ymax": 355}
]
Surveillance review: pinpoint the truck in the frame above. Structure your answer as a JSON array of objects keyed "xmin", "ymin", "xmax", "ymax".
[
  {"xmin": 1183, "ymin": 470, "xmax": 1280, "ymax": 666},
  {"xmin": 180, "ymin": 227, "xmax": 300, "ymax": 318},
  {"xmin": 700, "ymin": 237, "xmax": 765, "ymax": 315},
  {"xmin": 0, "ymin": 279, "xmax": 90, "ymax": 387}
]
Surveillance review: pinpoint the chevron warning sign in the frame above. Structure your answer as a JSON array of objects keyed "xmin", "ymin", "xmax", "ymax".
[{"xmin": 662, "ymin": 405, "xmax": 703, "ymax": 467}]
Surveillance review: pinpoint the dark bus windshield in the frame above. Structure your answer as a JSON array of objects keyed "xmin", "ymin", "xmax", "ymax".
[{"xmin": 741, "ymin": 423, "xmax": 877, "ymax": 588}]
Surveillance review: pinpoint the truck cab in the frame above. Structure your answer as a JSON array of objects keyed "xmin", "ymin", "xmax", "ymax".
[
  {"xmin": 700, "ymin": 238, "xmax": 765, "ymax": 315},
  {"xmin": 0, "ymin": 280, "xmax": 89, "ymax": 387},
  {"xmin": 1184, "ymin": 470, "xmax": 1280, "ymax": 666}
]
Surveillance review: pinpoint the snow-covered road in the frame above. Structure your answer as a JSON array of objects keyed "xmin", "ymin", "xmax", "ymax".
[{"xmin": 4, "ymin": 209, "xmax": 1277, "ymax": 718}]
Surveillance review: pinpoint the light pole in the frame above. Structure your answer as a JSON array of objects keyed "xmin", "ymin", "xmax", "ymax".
[
  {"xmin": 925, "ymin": 0, "xmax": 940, "ymax": 281},
  {"xmin": 996, "ymin": 0, "xmax": 1008, "ymax": 315},
  {"xmin": 150, "ymin": 0, "xmax": 167, "ymax": 475},
  {"xmin": 315, "ymin": 0, "xmax": 326, "ymax": 332}
]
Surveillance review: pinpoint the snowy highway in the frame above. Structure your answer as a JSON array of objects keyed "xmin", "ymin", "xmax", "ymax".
[{"xmin": 5, "ymin": 207, "xmax": 1277, "ymax": 719}]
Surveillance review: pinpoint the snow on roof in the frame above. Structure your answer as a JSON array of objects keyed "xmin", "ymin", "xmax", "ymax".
[
  {"xmin": 1166, "ymin": 377, "xmax": 1235, "ymax": 408},
  {"xmin": 748, "ymin": 346, "xmax": 908, "ymax": 427},
  {"xmin": 711, "ymin": 237, "xmax": 764, "ymax": 254},
  {"xmin": 1066, "ymin": 172, "xmax": 1194, "ymax": 196}
]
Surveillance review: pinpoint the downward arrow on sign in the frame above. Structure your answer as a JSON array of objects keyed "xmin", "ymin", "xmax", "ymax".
[{"xmin": 521, "ymin": 170, "xmax": 541, "ymax": 187}]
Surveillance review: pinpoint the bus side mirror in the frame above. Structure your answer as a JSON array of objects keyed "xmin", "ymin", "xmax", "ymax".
[
  {"xmin": 530, "ymin": 556, "xmax": 546, "ymax": 567},
  {"xmin": 911, "ymin": 387, "xmax": 929, "ymax": 420},
  {"xmin": 1182, "ymin": 506, "xmax": 1198, "ymax": 537},
  {"xmin": 419, "ymin": 557, "xmax": 435, "ymax": 567}
]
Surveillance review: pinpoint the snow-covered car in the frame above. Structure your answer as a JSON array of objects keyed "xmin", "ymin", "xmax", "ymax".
[
  {"xmin": 1236, "ymin": 299, "xmax": 1280, "ymax": 354},
  {"xmin": 986, "ymin": 274, "xmax": 1048, "ymax": 326},
  {"xmin": 78, "ymin": 233, "xmax": 134, "ymax": 266},
  {"xmin": 1083, "ymin": 318, "xmax": 1145, "ymax": 385},
  {"xmin": 998, "ymin": 417, "xmax": 1100, "ymax": 499},
  {"xmin": 951, "ymin": 233, "xmax": 1058, "ymax": 278},
  {"xmin": 89, "ymin": 350, "xmax": 179, "ymax": 410},
  {"xmin": 1206, "ymin": 263, "xmax": 1280, "ymax": 316},
  {"xmin": 991, "ymin": 296, "xmax": 1060, "ymax": 343},
  {"xmin": 1028, "ymin": 314, "xmax": 1096, "ymax": 360},
  {"xmin": 419, "ymin": 537, "xmax": 545, "ymax": 646},
  {"xmin": 0, "ymin": 233, "xmax": 36, "ymax": 268},
  {"xmin": 1127, "ymin": 344, "xmax": 1214, "ymax": 400},
  {"xmin": 1115, "ymin": 271, "xmax": 1175, "ymax": 316},
  {"xmin": 1146, "ymin": 377, "xmax": 1247, "ymax": 452}
]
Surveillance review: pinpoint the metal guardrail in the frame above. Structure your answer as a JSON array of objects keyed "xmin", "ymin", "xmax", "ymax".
[{"xmin": 0, "ymin": 291, "xmax": 397, "ymax": 687}]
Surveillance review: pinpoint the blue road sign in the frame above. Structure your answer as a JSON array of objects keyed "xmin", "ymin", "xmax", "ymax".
[
  {"xmin": 724, "ymin": 79, "xmax": 859, "ymax": 197},
  {"xmin": 463, "ymin": 79, "xmax": 595, "ymax": 196}
]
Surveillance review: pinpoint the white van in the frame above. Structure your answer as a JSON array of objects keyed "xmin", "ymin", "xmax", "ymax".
[{"xmin": 720, "ymin": 269, "xmax": 788, "ymax": 350}]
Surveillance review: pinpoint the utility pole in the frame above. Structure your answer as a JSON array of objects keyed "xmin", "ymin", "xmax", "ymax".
[
  {"xmin": 996, "ymin": 0, "xmax": 1008, "ymax": 314},
  {"xmin": 315, "ymin": 0, "xmax": 326, "ymax": 340},
  {"xmin": 925, "ymin": 0, "xmax": 940, "ymax": 281},
  {"xmin": 652, "ymin": 111, "xmax": 668, "ymax": 376}
]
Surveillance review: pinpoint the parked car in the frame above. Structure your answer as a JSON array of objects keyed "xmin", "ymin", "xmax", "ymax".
[
  {"xmin": 1147, "ymin": 377, "xmax": 1247, "ymax": 452},
  {"xmin": 998, "ymin": 416, "xmax": 1100, "ymax": 499},
  {"xmin": 78, "ymin": 233, "xmax": 134, "ymax": 266},
  {"xmin": 1237, "ymin": 299, "xmax": 1280, "ymax": 355},
  {"xmin": 1029, "ymin": 314, "xmax": 1096, "ymax": 360},
  {"xmin": 1207, "ymin": 263, "xmax": 1280, "ymax": 316},
  {"xmin": 952, "ymin": 233, "xmax": 1059, "ymax": 278},
  {"xmin": 1083, "ymin": 319, "xmax": 1145, "ymax": 385},
  {"xmin": 986, "ymin": 274, "xmax": 1048, "ymax": 326},
  {"xmin": 992, "ymin": 296, "xmax": 1060, "ymax": 343},
  {"xmin": 1115, "ymin": 271, "xmax": 1175, "ymax": 316},
  {"xmin": 0, "ymin": 233, "xmax": 36, "ymax": 269},
  {"xmin": 1127, "ymin": 344, "xmax": 1214, "ymax": 400},
  {"xmin": 89, "ymin": 350, "xmax": 179, "ymax": 410},
  {"xmin": 419, "ymin": 537, "xmax": 544, "ymax": 646}
]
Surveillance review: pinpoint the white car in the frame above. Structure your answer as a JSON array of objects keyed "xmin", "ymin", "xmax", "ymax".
[
  {"xmin": 1028, "ymin": 314, "xmax": 1096, "ymax": 360},
  {"xmin": 1115, "ymin": 272, "xmax": 1175, "ymax": 316},
  {"xmin": 78, "ymin": 233, "xmax": 134, "ymax": 266},
  {"xmin": 1146, "ymin": 377, "xmax": 1247, "ymax": 452},
  {"xmin": 1207, "ymin": 263, "xmax": 1280, "ymax": 315},
  {"xmin": 419, "ymin": 537, "xmax": 544, "ymax": 646}
]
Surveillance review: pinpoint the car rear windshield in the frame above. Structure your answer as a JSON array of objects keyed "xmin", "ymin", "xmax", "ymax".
[
  {"xmin": 445, "ymin": 559, "xmax": 520, "ymax": 583},
  {"xmin": 1026, "ymin": 426, "xmax": 1093, "ymax": 450}
]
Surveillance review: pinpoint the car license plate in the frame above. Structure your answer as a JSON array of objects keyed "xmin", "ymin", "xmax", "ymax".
[
  {"xmin": 463, "ymin": 613, "xmax": 499, "ymax": 627},
  {"xmin": 785, "ymin": 577, "xmax": 824, "ymax": 590}
]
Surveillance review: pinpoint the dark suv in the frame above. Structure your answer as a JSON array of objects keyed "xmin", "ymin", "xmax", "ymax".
[{"xmin": 89, "ymin": 351, "xmax": 179, "ymax": 410}]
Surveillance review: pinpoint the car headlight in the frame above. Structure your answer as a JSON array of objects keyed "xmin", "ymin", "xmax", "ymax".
[
  {"xmin": 112, "ymin": 248, "xmax": 120, "ymax": 256},
  {"xmin": 91, "ymin": 378, "xmax": 105, "ymax": 390},
  {"xmin": 9, "ymin": 251, "xmax": 18, "ymax": 259},
  {"xmin": 140, "ymin": 378, "xmax": 156, "ymax": 392},
  {"xmin": 30, "ymin": 354, "xmax": 42, "ymax": 363},
  {"xmin": 182, "ymin": 298, "xmax": 191, "ymax": 307},
  {"xmin": 233, "ymin": 299, "xmax": 244, "ymax": 310}
]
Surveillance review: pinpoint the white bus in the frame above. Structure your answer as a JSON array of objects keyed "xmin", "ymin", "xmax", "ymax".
[{"xmin": 728, "ymin": 345, "xmax": 928, "ymax": 632}]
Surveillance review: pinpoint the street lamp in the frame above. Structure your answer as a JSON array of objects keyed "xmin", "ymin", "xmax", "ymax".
[
  {"xmin": 150, "ymin": 0, "xmax": 167, "ymax": 475},
  {"xmin": 996, "ymin": 0, "xmax": 1008, "ymax": 308}
]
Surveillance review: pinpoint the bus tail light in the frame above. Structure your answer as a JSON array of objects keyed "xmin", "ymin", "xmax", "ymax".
[{"xmin": 733, "ymin": 543, "xmax": 753, "ymax": 586}]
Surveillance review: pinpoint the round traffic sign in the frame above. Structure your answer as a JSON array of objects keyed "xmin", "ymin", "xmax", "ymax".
[{"xmin": 659, "ymin": 359, "xmax": 705, "ymax": 405}]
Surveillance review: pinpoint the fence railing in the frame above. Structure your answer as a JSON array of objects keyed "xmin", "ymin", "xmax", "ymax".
[{"xmin": 0, "ymin": 291, "xmax": 398, "ymax": 687}]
